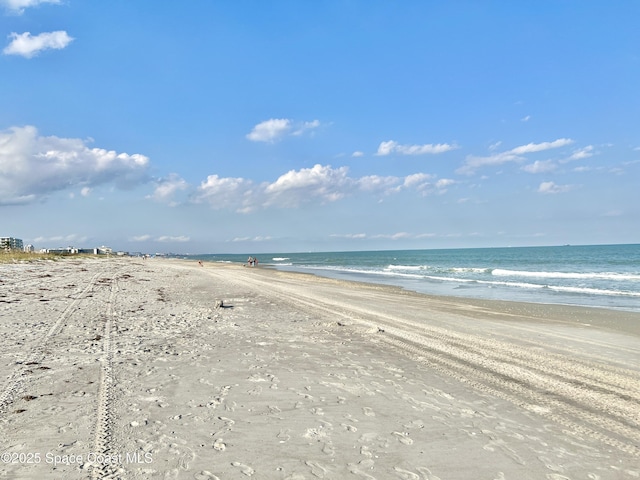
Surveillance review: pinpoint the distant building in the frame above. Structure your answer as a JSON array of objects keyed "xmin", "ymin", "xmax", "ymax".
[
  {"xmin": 24, "ymin": 244, "xmax": 34, "ymax": 252},
  {"xmin": 0, "ymin": 237, "xmax": 23, "ymax": 251},
  {"xmin": 47, "ymin": 246, "xmax": 79, "ymax": 255}
]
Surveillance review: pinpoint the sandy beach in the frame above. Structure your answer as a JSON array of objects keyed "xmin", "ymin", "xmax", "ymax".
[{"xmin": 0, "ymin": 256, "xmax": 639, "ymax": 480}]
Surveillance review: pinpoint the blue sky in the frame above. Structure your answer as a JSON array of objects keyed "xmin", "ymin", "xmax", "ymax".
[{"xmin": 1, "ymin": 1, "xmax": 639, "ymax": 254}]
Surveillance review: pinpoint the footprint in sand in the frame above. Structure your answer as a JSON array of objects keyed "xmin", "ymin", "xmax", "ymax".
[
  {"xmin": 231, "ymin": 461, "xmax": 255, "ymax": 476},
  {"xmin": 393, "ymin": 431, "xmax": 414, "ymax": 445},
  {"xmin": 341, "ymin": 423, "xmax": 357, "ymax": 432},
  {"xmin": 348, "ymin": 459, "xmax": 376, "ymax": 479},
  {"xmin": 393, "ymin": 467, "xmax": 421, "ymax": 480},
  {"xmin": 362, "ymin": 407, "xmax": 375, "ymax": 417},
  {"xmin": 194, "ymin": 472, "xmax": 220, "ymax": 480},
  {"xmin": 247, "ymin": 385, "xmax": 262, "ymax": 396},
  {"xmin": 305, "ymin": 460, "xmax": 329, "ymax": 478},
  {"xmin": 213, "ymin": 438, "xmax": 226, "ymax": 451},
  {"xmin": 277, "ymin": 429, "xmax": 291, "ymax": 443}
]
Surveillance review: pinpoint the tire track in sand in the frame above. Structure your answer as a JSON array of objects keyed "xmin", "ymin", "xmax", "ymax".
[
  {"xmin": 0, "ymin": 270, "xmax": 105, "ymax": 417},
  {"xmin": 210, "ymin": 267, "xmax": 640, "ymax": 458},
  {"xmin": 89, "ymin": 273, "xmax": 123, "ymax": 479}
]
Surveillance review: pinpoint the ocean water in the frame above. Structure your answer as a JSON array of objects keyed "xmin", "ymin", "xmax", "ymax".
[{"xmin": 193, "ymin": 244, "xmax": 640, "ymax": 312}]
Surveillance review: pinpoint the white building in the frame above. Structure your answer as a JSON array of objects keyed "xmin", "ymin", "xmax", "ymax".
[{"xmin": 0, "ymin": 237, "xmax": 23, "ymax": 251}]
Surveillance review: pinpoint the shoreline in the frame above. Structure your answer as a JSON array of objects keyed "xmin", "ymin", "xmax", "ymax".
[
  {"xmin": 207, "ymin": 259, "xmax": 640, "ymax": 337},
  {"xmin": 1, "ymin": 257, "xmax": 639, "ymax": 478}
]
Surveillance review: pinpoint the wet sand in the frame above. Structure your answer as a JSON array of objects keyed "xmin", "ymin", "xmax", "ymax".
[{"xmin": 0, "ymin": 257, "xmax": 639, "ymax": 479}]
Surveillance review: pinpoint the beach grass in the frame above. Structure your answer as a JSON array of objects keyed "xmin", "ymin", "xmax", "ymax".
[{"xmin": 0, "ymin": 251, "xmax": 107, "ymax": 263}]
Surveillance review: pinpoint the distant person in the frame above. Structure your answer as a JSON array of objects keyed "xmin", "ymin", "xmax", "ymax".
[
  {"xmin": 198, "ymin": 260, "xmax": 203, "ymax": 267},
  {"xmin": 247, "ymin": 256, "xmax": 253, "ymax": 267}
]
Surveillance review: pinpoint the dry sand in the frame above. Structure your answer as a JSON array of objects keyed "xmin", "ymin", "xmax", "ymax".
[{"xmin": 0, "ymin": 256, "xmax": 639, "ymax": 480}]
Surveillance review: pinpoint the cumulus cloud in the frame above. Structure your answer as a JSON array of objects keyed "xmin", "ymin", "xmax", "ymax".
[
  {"xmin": 246, "ymin": 118, "xmax": 320, "ymax": 143},
  {"xmin": 521, "ymin": 160, "xmax": 557, "ymax": 174},
  {"xmin": 352, "ymin": 151, "xmax": 364, "ymax": 157},
  {"xmin": 537, "ymin": 181, "xmax": 573, "ymax": 194},
  {"xmin": 457, "ymin": 138, "xmax": 574, "ymax": 175},
  {"xmin": 192, "ymin": 164, "xmax": 446, "ymax": 212},
  {"xmin": 246, "ymin": 119, "xmax": 291, "ymax": 142},
  {"xmin": 147, "ymin": 173, "xmax": 189, "ymax": 206},
  {"xmin": 194, "ymin": 174, "xmax": 256, "ymax": 212},
  {"xmin": 264, "ymin": 164, "xmax": 352, "ymax": 207},
  {"xmin": 376, "ymin": 140, "xmax": 457, "ymax": 156},
  {"xmin": 0, "ymin": 0, "xmax": 60, "ymax": 14},
  {"xmin": 0, "ymin": 125, "xmax": 150, "ymax": 205},
  {"xmin": 3, "ymin": 31, "xmax": 73, "ymax": 58},
  {"xmin": 157, "ymin": 235, "xmax": 190, "ymax": 243}
]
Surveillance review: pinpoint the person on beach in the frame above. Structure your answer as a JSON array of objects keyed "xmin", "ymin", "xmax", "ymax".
[{"xmin": 247, "ymin": 256, "xmax": 253, "ymax": 267}]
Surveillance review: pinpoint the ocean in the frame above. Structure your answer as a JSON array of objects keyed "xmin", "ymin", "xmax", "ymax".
[{"xmin": 192, "ymin": 244, "xmax": 640, "ymax": 313}]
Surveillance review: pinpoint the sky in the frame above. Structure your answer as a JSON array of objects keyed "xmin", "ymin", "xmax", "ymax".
[{"xmin": 1, "ymin": 1, "xmax": 639, "ymax": 254}]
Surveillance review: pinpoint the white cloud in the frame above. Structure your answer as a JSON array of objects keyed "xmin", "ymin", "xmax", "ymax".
[
  {"xmin": 264, "ymin": 164, "xmax": 352, "ymax": 207},
  {"xmin": 537, "ymin": 181, "xmax": 573, "ymax": 194},
  {"xmin": 358, "ymin": 174, "xmax": 401, "ymax": 193},
  {"xmin": 521, "ymin": 115, "xmax": 531, "ymax": 122},
  {"xmin": 292, "ymin": 119, "xmax": 320, "ymax": 136},
  {"xmin": 231, "ymin": 236, "xmax": 272, "ymax": 242},
  {"xmin": 1, "ymin": 0, "xmax": 60, "ymax": 14},
  {"xmin": 246, "ymin": 119, "xmax": 291, "ymax": 142},
  {"xmin": 521, "ymin": 160, "xmax": 557, "ymax": 174},
  {"xmin": 148, "ymin": 173, "xmax": 189, "ymax": 205},
  {"xmin": 80, "ymin": 187, "xmax": 91, "ymax": 197},
  {"xmin": 376, "ymin": 140, "xmax": 457, "ymax": 156},
  {"xmin": 403, "ymin": 173, "xmax": 433, "ymax": 189},
  {"xmin": 565, "ymin": 145, "xmax": 594, "ymax": 161},
  {"xmin": 509, "ymin": 138, "xmax": 573, "ymax": 155},
  {"xmin": 157, "ymin": 235, "xmax": 190, "ymax": 243},
  {"xmin": 32, "ymin": 233, "xmax": 88, "ymax": 245},
  {"xmin": 371, "ymin": 232, "xmax": 412, "ymax": 240},
  {"xmin": 351, "ymin": 151, "xmax": 364, "ymax": 157},
  {"xmin": 457, "ymin": 138, "xmax": 574, "ymax": 175},
  {"xmin": 456, "ymin": 151, "xmax": 520, "ymax": 175},
  {"xmin": 131, "ymin": 235, "xmax": 152, "ymax": 242},
  {"xmin": 246, "ymin": 118, "xmax": 321, "ymax": 143},
  {"xmin": 3, "ymin": 31, "xmax": 73, "ymax": 58},
  {"xmin": 194, "ymin": 174, "xmax": 256, "ymax": 213},
  {"xmin": 193, "ymin": 164, "xmax": 445, "ymax": 212},
  {"xmin": 0, "ymin": 125, "xmax": 150, "ymax": 205},
  {"xmin": 435, "ymin": 178, "xmax": 455, "ymax": 188},
  {"xmin": 330, "ymin": 233, "xmax": 367, "ymax": 239}
]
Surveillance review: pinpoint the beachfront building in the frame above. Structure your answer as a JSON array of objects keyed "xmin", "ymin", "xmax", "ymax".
[
  {"xmin": 97, "ymin": 246, "xmax": 113, "ymax": 255},
  {"xmin": 24, "ymin": 244, "xmax": 34, "ymax": 253},
  {"xmin": 0, "ymin": 237, "xmax": 24, "ymax": 251},
  {"xmin": 47, "ymin": 246, "xmax": 79, "ymax": 254}
]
